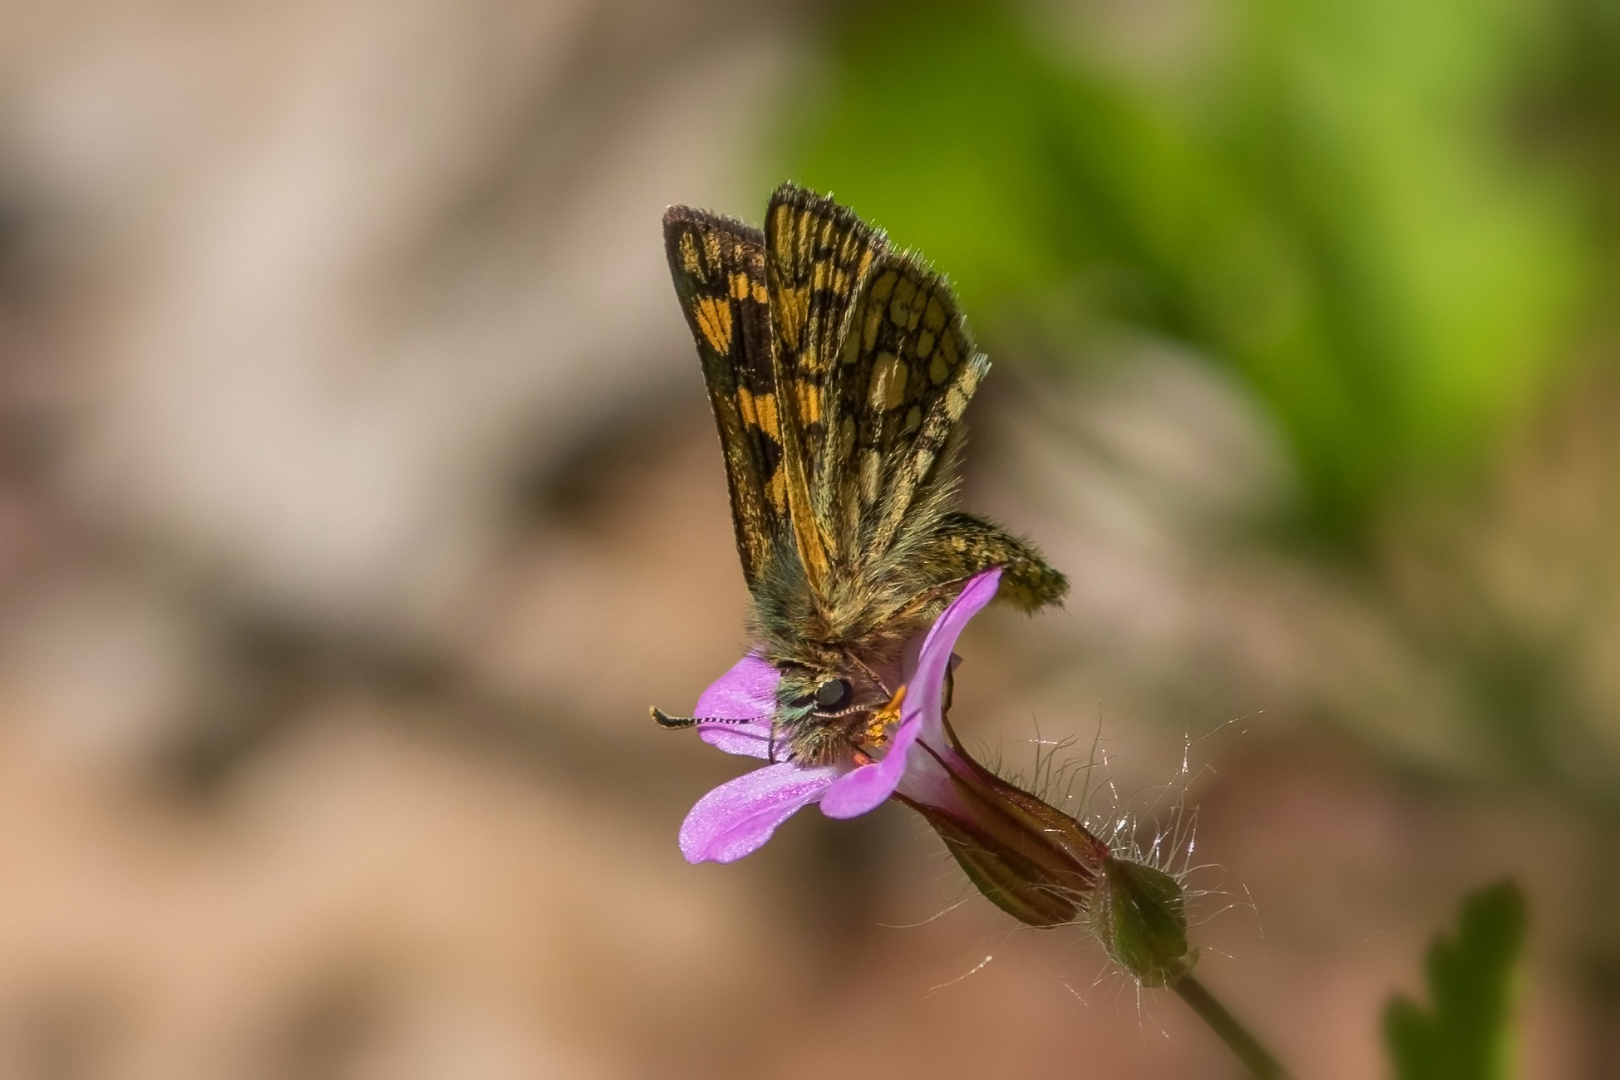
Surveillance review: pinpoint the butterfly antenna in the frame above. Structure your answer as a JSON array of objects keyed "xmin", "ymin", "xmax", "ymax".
[{"xmin": 649, "ymin": 707, "xmax": 758, "ymax": 730}]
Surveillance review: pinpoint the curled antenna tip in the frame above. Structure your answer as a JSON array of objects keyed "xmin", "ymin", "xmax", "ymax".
[{"xmin": 650, "ymin": 706, "xmax": 696, "ymax": 729}]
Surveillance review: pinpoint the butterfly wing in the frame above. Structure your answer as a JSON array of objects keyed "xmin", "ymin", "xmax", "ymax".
[
  {"xmin": 762, "ymin": 184, "xmax": 1066, "ymax": 619},
  {"xmin": 662, "ymin": 206, "xmax": 785, "ymax": 588},
  {"xmin": 828, "ymin": 249, "xmax": 987, "ymax": 558},
  {"xmin": 908, "ymin": 511, "xmax": 1069, "ymax": 613},
  {"xmin": 829, "ymin": 244, "xmax": 1068, "ymax": 623},
  {"xmin": 761, "ymin": 184, "xmax": 888, "ymax": 590},
  {"xmin": 667, "ymin": 187, "xmax": 1066, "ymax": 638}
]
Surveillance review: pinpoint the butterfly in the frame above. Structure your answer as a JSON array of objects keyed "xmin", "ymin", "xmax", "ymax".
[{"xmin": 652, "ymin": 183, "xmax": 1066, "ymax": 766}]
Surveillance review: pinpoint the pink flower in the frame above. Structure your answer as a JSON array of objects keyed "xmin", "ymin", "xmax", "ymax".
[
  {"xmin": 677, "ymin": 568, "xmax": 1112, "ymax": 933},
  {"xmin": 678, "ymin": 569, "xmax": 1005, "ymax": 863},
  {"xmin": 674, "ymin": 566, "xmax": 1210, "ymax": 979}
]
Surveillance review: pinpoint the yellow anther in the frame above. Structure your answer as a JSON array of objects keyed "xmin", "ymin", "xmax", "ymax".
[{"xmin": 864, "ymin": 684, "xmax": 908, "ymax": 746}]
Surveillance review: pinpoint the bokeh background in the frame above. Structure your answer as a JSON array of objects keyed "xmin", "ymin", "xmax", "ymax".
[{"xmin": 0, "ymin": 0, "xmax": 1615, "ymax": 1076}]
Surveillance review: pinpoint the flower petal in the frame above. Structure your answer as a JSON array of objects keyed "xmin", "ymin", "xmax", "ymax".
[
  {"xmin": 698, "ymin": 718, "xmax": 777, "ymax": 759},
  {"xmin": 694, "ymin": 654, "xmax": 780, "ymax": 759},
  {"xmin": 695, "ymin": 653, "xmax": 779, "ymax": 718},
  {"xmin": 678, "ymin": 762, "xmax": 840, "ymax": 864},
  {"xmin": 820, "ymin": 713, "xmax": 924, "ymax": 819},
  {"xmin": 821, "ymin": 570, "xmax": 1002, "ymax": 819},
  {"xmin": 907, "ymin": 568, "xmax": 1002, "ymax": 742}
]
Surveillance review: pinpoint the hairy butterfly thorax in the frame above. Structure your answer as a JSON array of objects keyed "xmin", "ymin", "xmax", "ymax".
[{"xmin": 650, "ymin": 184, "xmax": 1067, "ymax": 766}]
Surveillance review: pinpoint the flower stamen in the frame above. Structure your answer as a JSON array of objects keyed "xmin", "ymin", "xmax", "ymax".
[{"xmin": 864, "ymin": 684, "xmax": 908, "ymax": 746}]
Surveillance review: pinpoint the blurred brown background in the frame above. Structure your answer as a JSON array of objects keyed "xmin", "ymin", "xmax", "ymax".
[{"xmin": 0, "ymin": 0, "xmax": 1616, "ymax": 1076}]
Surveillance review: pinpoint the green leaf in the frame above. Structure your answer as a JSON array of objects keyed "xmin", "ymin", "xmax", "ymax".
[{"xmin": 1383, "ymin": 879, "xmax": 1527, "ymax": 1080}]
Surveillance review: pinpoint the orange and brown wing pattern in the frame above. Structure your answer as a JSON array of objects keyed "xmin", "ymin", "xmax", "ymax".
[
  {"xmin": 662, "ymin": 206, "xmax": 785, "ymax": 587},
  {"xmin": 830, "ymin": 249, "xmax": 988, "ymax": 559},
  {"xmin": 762, "ymin": 184, "xmax": 888, "ymax": 583},
  {"xmin": 666, "ymin": 188, "xmax": 1059, "ymax": 617},
  {"xmin": 913, "ymin": 511, "xmax": 1069, "ymax": 613}
]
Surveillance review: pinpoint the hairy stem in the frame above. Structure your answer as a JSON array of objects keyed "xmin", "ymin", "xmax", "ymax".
[{"xmin": 1171, "ymin": 974, "xmax": 1290, "ymax": 1079}]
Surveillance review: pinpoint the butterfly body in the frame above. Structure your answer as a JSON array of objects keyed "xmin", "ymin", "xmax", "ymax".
[{"xmin": 659, "ymin": 185, "xmax": 1066, "ymax": 765}]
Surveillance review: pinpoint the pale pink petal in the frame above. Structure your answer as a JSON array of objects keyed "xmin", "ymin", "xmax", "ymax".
[
  {"xmin": 820, "ymin": 713, "xmax": 924, "ymax": 819},
  {"xmin": 678, "ymin": 762, "xmax": 840, "ymax": 864},
  {"xmin": 893, "ymin": 737, "xmax": 969, "ymax": 812},
  {"xmin": 698, "ymin": 717, "xmax": 777, "ymax": 759},
  {"xmin": 695, "ymin": 653, "xmax": 779, "ymax": 718},
  {"xmin": 907, "ymin": 569, "xmax": 1002, "ymax": 743},
  {"xmin": 821, "ymin": 569, "xmax": 1002, "ymax": 818},
  {"xmin": 694, "ymin": 654, "xmax": 780, "ymax": 758}
]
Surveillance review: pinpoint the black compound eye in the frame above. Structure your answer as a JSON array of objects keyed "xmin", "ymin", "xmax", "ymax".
[{"xmin": 813, "ymin": 678, "xmax": 852, "ymax": 710}]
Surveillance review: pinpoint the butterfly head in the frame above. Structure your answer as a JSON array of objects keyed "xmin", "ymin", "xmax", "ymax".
[
  {"xmin": 776, "ymin": 667, "xmax": 857, "ymax": 715},
  {"xmin": 769, "ymin": 658, "xmax": 907, "ymax": 766}
]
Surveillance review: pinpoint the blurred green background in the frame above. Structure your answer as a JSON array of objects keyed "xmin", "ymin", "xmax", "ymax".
[
  {"xmin": 0, "ymin": 0, "xmax": 1617, "ymax": 1076},
  {"xmin": 792, "ymin": 0, "xmax": 1586, "ymax": 541}
]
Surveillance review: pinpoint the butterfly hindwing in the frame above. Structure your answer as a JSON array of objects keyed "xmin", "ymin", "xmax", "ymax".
[
  {"xmin": 757, "ymin": 184, "xmax": 990, "ymax": 579},
  {"xmin": 662, "ymin": 207, "xmax": 784, "ymax": 588},
  {"xmin": 913, "ymin": 511, "xmax": 1069, "ymax": 613},
  {"xmin": 762, "ymin": 185, "xmax": 888, "ymax": 583},
  {"xmin": 830, "ymin": 248, "xmax": 986, "ymax": 559}
]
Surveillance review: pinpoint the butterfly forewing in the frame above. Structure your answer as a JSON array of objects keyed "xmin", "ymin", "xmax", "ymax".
[{"xmin": 661, "ymin": 207, "xmax": 785, "ymax": 588}]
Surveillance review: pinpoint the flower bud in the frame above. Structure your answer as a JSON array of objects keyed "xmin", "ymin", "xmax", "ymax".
[
  {"xmin": 1088, "ymin": 855, "xmax": 1198, "ymax": 987},
  {"xmin": 897, "ymin": 716, "xmax": 1109, "ymax": 928},
  {"xmin": 897, "ymin": 717, "xmax": 1198, "ymax": 986}
]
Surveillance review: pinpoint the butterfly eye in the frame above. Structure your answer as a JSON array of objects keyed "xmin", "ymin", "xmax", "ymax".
[{"xmin": 814, "ymin": 678, "xmax": 852, "ymax": 710}]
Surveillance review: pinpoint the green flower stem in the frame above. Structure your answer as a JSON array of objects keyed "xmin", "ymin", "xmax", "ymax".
[{"xmin": 1171, "ymin": 974, "xmax": 1291, "ymax": 1080}]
